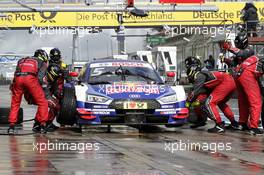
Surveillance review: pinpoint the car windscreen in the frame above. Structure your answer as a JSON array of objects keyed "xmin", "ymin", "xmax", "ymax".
[{"xmin": 88, "ymin": 62, "xmax": 163, "ymax": 85}]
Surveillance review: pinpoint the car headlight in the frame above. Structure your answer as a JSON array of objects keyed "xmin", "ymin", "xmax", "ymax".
[
  {"xmin": 86, "ymin": 94, "xmax": 109, "ymax": 103},
  {"xmin": 159, "ymin": 94, "xmax": 177, "ymax": 104}
]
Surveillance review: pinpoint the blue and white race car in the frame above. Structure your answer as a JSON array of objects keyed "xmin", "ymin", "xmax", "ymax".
[{"xmin": 57, "ymin": 59, "xmax": 188, "ymax": 129}]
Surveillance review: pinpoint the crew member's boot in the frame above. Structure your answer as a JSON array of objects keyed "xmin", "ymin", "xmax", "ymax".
[
  {"xmin": 7, "ymin": 124, "xmax": 15, "ymax": 135},
  {"xmin": 208, "ymin": 122, "xmax": 225, "ymax": 133}
]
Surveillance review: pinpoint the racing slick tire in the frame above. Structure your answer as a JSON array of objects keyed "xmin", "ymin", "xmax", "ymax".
[
  {"xmin": 187, "ymin": 110, "xmax": 198, "ymax": 123},
  {"xmin": 57, "ymin": 86, "xmax": 76, "ymax": 125},
  {"xmin": 0, "ymin": 107, "xmax": 23, "ymax": 124}
]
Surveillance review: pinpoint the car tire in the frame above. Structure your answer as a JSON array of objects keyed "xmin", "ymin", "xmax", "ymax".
[
  {"xmin": 188, "ymin": 110, "xmax": 199, "ymax": 123},
  {"xmin": 0, "ymin": 107, "xmax": 23, "ymax": 124},
  {"xmin": 57, "ymin": 86, "xmax": 77, "ymax": 125}
]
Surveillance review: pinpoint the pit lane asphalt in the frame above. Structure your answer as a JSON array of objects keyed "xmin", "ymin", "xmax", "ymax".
[{"xmin": 0, "ymin": 85, "xmax": 263, "ymax": 175}]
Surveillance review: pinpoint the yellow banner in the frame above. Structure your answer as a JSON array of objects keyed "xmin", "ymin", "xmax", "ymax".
[{"xmin": 0, "ymin": 2, "xmax": 264, "ymax": 28}]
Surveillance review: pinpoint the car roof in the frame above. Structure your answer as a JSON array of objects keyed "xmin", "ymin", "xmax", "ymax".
[
  {"xmin": 89, "ymin": 59, "xmax": 149, "ymax": 64},
  {"xmin": 82, "ymin": 59, "xmax": 161, "ymax": 82}
]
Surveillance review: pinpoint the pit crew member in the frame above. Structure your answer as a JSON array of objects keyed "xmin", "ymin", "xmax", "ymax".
[
  {"xmin": 185, "ymin": 56, "xmax": 238, "ymax": 133},
  {"xmin": 223, "ymin": 33, "xmax": 264, "ymax": 135},
  {"xmin": 8, "ymin": 49, "xmax": 49, "ymax": 134}
]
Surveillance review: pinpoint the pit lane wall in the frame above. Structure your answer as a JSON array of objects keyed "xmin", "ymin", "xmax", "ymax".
[{"xmin": 0, "ymin": 2, "xmax": 264, "ymax": 28}]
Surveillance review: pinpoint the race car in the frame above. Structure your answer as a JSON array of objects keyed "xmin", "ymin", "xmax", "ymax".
[{"xmin": 57, "ymin": 59, "xmax": 188, "ymax": 129}]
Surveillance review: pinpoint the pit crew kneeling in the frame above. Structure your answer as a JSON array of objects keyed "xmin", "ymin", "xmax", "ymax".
[
  {"xmin": 44, "ymin": 48, "xmax": 71, "ymax": 131},
  {"xmin": 44, "ymin": 64, "xmax": 63, "ymax": 132},
  {"xmin": 185, "ymin": 56, "xmax": 239, "ymax": 133}
]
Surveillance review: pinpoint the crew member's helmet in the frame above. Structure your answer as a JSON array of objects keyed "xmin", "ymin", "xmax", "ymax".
[
  {"xmin": 234, "ymin": 33, "xmax": 248, "ymax": 49},
  {"xmin": 49, "ymin": 48, "xmax": 61, "ymax": 63},
  {"xmin": 184, "ymin": 56, "xmax": 202, "ymax": 82},
  {"xmin": 185, "ymin": 56, "xmax": 201, "ymax": 69},
  {"xmin": 47, "ymin": 64, "xmax": 61, "ymax": 82},
  {"xmin": 34, "ymin": 49, "xmax": 48, "ymax": 63}
]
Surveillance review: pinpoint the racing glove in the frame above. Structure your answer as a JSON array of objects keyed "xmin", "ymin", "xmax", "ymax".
[
  {"xmin": 187, "ymin": 91, "xmax": 195, "ymax": 103},
  {"xmin": 186, "ymin": 100, "xmax": 201, "ymax": 108},
  {"xmin": 186, "ymin": 101, "xmax": 191, "ymax": 108},
  {"xmin": 223, "ymin": 42, "xmax": 241, "ymax": 54},
  {"xmin": 223, "ymin": 42, "xmax": 232, "ymax": 50},
  {"xmin": 47, "ymin": 97, "xmax": 57, "ymax": 108}
]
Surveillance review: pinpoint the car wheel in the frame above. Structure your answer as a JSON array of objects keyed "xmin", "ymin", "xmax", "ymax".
[
  {"xmin": 57, "ymin": 86, "xmax": 77, "ymax": 125},
  {"xmin": 0, "ymin": 107, "xmax": 23, "ymax": 124},
  {"xmin": 188, "ymin": 110, "xmax": 199, "ymax": 123}
]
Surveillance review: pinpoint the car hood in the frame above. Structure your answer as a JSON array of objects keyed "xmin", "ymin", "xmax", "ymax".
[{"xmin": 86, "ymin": 82, "xmax": 175, "ymax": 99}]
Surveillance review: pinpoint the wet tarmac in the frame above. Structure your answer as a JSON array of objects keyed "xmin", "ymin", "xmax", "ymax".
[{"xmin": 0, "ymin": 85, "xmax": 264, "ymax": 175}]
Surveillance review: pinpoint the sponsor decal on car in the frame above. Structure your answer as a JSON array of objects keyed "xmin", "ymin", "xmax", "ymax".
[
  {"xmin": 105, "ymin": 83, "xmax": 160, "ymax": 95},
  {"xmin": 123, "ymin": 101, "xmax": 148, "ymax": 109},
  {"xmin": 93, "ymin": 105, "xmax": 108, "ymax": 109},
  {"xmin": 160, "ymin": 111, "xmax": 178, "ymax": 115},
  {"xmin": 161, "ymin": 105, "xmax": 175, "ymax": 108},
  {"xmin": 129, "ymin": 94, "xmax": 141, "ymax": 98},
  {"xmin": 90, "ymin": 62, "xmax": 152, "ymax": 68},
  {"xmin": 92, "ymin": 111, "xmax": 111, "ymax": 115}
]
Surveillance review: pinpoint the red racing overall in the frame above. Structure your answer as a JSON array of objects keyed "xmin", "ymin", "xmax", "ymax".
[
  {"xmin": 235, "ymin": 55, "xmax": 263, "ymax": 128},
  {"xmin": 204, "ymin": 72, "xmax": 236, "ymax": 124},
  {"xmin": 225, "ymin": 44, "xmax": 263, "ymax": 129},
  {"xmin": 189, "ymin": 71, "xmax": 236, "ymax": 124},
  {"xmin": 9, "ymin": 57, "xmax": 48, "ymax": 125}
]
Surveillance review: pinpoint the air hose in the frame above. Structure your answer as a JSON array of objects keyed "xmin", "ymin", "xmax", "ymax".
[{"xmin": 0, "ymin": 118, "xmax": 36, "ymax": 136}]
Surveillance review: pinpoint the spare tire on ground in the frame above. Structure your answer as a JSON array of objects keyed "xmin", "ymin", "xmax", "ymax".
[
  {"xmin": 57, "ymin": 86, "xmax": 77, "ymax": 125},
  {"xmin": 0, "ymin": 107, "xmax": 23, "ymax": 124}
]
